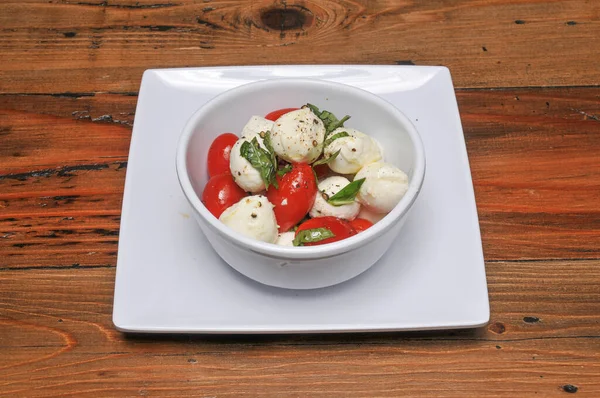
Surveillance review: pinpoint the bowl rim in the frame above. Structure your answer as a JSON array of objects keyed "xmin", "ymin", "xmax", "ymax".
[{"xmin": 176, "ymin": 78, "xmax": 426, "ymax": 260}]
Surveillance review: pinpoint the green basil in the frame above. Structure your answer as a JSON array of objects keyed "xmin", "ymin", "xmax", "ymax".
[
  {"xmin": 323, "ymin": 131, "xmax": 350, "ymax": 148},
  {"xmin": 261, "ymin": 131, "xmax": 277, "ymax": 169},
  {"xmin": 327, "ymin": 178, "xmax": 365, "ymax": 206},
  {"xmin": 304, "ymin": 103, "xmax": 350, "ymax": 135},
  {"xmin": 327, "ymin": 115, "xmax": 350, "ymax": 134},
  {"xmin": 292, "ymin": 227, "xmax": 335, "ymax": 246},
  {"xmin": 277, "ymin": 163, "xmax": 292, "ymax": 177},
  {"xmin": 312, "ymin": 149, "xmax": 341, "ymax": 166},
  {"xmin": 240, "ymin": 137, "xmax": 278, "ymax": 190}
]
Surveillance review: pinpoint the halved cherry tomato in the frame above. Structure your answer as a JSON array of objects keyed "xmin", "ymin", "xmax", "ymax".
[
  {"xmin": 202, "ymin": 174, "xmax": 246, "ymax": 218},
  {"xmin": 295, "ymin": 216, "xmax": 357, "ymax": 246},
  {"xmin": 265, "ymin": 108, "xmax": 299, "ymax": 122},
  {"xmin": 350, "ymin": 218, "xmax": 374, "ymax": 233},
  {"xmin": 266, "ymin": 163, "xmax": 317, "ymax": 232},
  {"xmin": 207, "ymin": 133, "xmax": 238, "ymax": 178}
]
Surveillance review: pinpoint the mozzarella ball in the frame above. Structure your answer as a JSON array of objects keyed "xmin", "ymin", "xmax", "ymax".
[
  {"xmin": 324, "ymin": 128, "xmax": 383, "ymax": 174},
  {"xmin": 355, "ymin": 162, "xmax": 409, "ymax": 213},
  {"xmin": 229, "ymin": 138, "xmax": 265, "ymax": 193},
  {"xmin": 309, "ymin": 176, "xmax": 360, "ymax": 221},
  {"xmin": 241, "ymin": 115, "xmax": 275, "ymax": 140},
  {"xmin": 219, "ymin": 195, "xmax": 278, "ymax": 243},
  {"xmin": 275, "ymin": 232, "xmax": 296, "ymax": 247},
  {"xmin": 357, "ymin": 206, "xmax": 386, "ymax": 224},
  {"xmin": 271, "ymin": 108, "xmax": 325, "ymax": 163},
  {"xmin": 229, "ymin": 116, "xmax": 274, "ymax": 193}
]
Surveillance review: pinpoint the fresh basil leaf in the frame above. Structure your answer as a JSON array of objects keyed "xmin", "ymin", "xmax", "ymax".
[
  {"xmin": 240, "ymin": 138, "xmax": 278, "ymax": 190},
  {"xmin": 323, "ymin": 131, "xmax": 350, "ymax": 148},
  {"xmin": 327, "ymin": 178, "xmax": 365, "ymax": 206},
  {"xmin": 312, "ymin": 149, "xmax": 341, "ymax": 166},
  {"xmin": 305, "ymin": 103, "xmax": 322, "ymax": 117},
  {"xmin": 327, "ymin": 115, "xmax": 350, "ymax": 133},
  {"xmin": 304, "ymin": 103, "xmax": 350, "ymax": 135},
  {"xmin": 292, "ymin": 227, "xmax": 335, "ymax": 246},
  {"xmin": 277, "ymin": 163, "xmax": 292, "ymax": 177},
  {"xmin": 261, "ymin": 131, "xmax": 278, "ymax": 171}
]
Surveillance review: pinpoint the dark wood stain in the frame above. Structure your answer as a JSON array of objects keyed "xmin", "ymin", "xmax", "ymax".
[
  {"xmin": 395, "ymin": 60, "xmax": 416, "ymax": 65},
  {"xmin": 260, "ymin": 7, "xmax": 312, "ymax": 32},
  {"xmin": 563, "ymin": 385, "xmax": 579, "ymax": 393}
]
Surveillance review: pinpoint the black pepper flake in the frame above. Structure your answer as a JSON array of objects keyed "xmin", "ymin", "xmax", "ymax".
[
  {"xmin": 237, "ymin": 171, "xmax": 241, "ymax": 176},
  {"xmin": 351, "ymin": 148, "xmax": 356, "ymax": 152},
  {"xmin": 251, "ymin": 213, "xmax": 257, "ymax": 218},
  {"xmin": 312, "ymin": 140, "xmax": 318, "ymax": 147},
  {"xmin": 313, "ymin": 118, "xmax": 318, "ymax": 124},
  {"xmin": 321, "ymin": 192, "xmax": 329, "ymax": 200}
]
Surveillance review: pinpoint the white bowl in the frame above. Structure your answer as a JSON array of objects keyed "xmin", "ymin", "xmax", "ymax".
[{"xmin": 176, "ymin": 78, "xmax": 425, "ymax": 289}]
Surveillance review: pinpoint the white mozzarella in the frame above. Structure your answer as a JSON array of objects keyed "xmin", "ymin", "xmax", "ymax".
[
  {"xmin": 309, "ymin": 176, "xmax": 360, "ymax": 221},
  {"xmin": 229, "ymin": 116, "xmax": 275, "ymax": 193},
  {"xmin": 357, "ymin": 206, "xmax": 386, "ymax": 224},
  {"xmin": 229, "ymin": 138, "xmax": 265, "ymax": 193},
  {"xmin": 275, "ymin": 232, "xmax": 296, "ymax": 246},
  {"xmin": 271, "ymin": 108, "xmax": 325, "ymax": 163},
  {"xmin": 355, "ymin": 162, "xmax": 409, "ymax": 213},
  {"xmin": 219, "ymin": 195, "xmax": 278, "ymax": 243},
  {"xmin": 324, "ymin": 128, "xmax": 382, "ymax": 174},
  {"xmin": 241, "ymin": 116, "xmax": 275, "ymax": 140}
]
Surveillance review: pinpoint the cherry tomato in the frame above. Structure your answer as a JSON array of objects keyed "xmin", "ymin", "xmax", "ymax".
[
  {"xmin": 207, "ymin": 133, "xmax": 238, "ymax": 178},
  {"xmin": 266, "ymin": 163, "xmax": 318, "ymax": 232},
  {"xmin": 350, "ymin": 218, "xmax": 374, "ymax": 233},
  {"xmin": 295, "ymin": 217, "xmax": 357, "ymax": 246},
  {"xmin": 265, "ymin": 108, "xmax": 299, "ymax": 121},
  {"xmin": 202, "ymin": 174, "xmax": 247, "ymax": 218}
]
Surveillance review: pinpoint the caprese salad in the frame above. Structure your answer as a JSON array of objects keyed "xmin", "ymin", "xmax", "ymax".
[{"xmin": 201, "ymin": 104, "xmax": 409, "ymax": 246}]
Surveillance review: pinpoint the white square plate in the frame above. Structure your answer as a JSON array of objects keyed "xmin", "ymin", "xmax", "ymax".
[{"xmin": 112, "ymin": 65, "xmax": 489, "ymax": 333}]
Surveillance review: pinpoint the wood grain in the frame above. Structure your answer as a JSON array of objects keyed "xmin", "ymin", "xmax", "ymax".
[
  {"xmin": 2, "ymin": 87, "xmax": 599, "ymax": 269},
  {"xmin": 459, "ymin": 87, "xmax": 600, "ymax": 260},
  {"xmin": 1, "ymin": 0, "xmax": 599, "ymax": 93},
  {"xmin": 1, "ymin": 261, "xmax": 599, "ymax": 397},
  {"xmin": 2, "ymin": 1, "xmax": 600, "ymax": 395}
]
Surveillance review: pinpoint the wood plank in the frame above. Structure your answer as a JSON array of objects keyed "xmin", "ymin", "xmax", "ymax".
[
  {"xmin": 0, "ymin": 261, "xmax": 598, "ymax": 396},
  {"xmin": 458, "ymin": 87, "xmax": 600, "ymax": 260},
  {"xmin": 1, "ymin": 0, "xmax": 599, "ymax": 93},
  {"xmin": 1, "ymin": 87, "xmax": 599, "ymax": 267},
  {"xmin": 0, "ymin": 108, "xmax": 130, "ymax": 173}
]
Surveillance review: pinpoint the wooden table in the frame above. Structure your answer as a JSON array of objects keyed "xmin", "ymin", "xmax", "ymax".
[{"xmin": 1, "ymin": 1, "xmax": 599, "ymax": 396}]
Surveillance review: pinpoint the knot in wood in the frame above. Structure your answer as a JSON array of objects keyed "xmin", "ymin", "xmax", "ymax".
[{"xmin": 260, "ymin": 7, "xmax": 311, "ymax": 31}]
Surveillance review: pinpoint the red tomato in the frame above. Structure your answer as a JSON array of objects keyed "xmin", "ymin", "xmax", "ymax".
[
  {"xmin": 295, "ymin": 217, "xmax": 357, "ymax": 246},
  {"xmin": 202, "ymin": 174, "xmax": 247, "ymax": 218},
  {"xmin": 265, "ymin": 108, "xmax": 299, "ymax": 121},
  {"xmin": 350, "ymin": 218, "xmax": 374, "ymax": 233},
  {"xmin": 207, "ymin": 133, "xmax": 238, "ymax": 178},
  {"xmin": 266, "ymin": 163, "xmax": 318, "ymax": 232}
]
